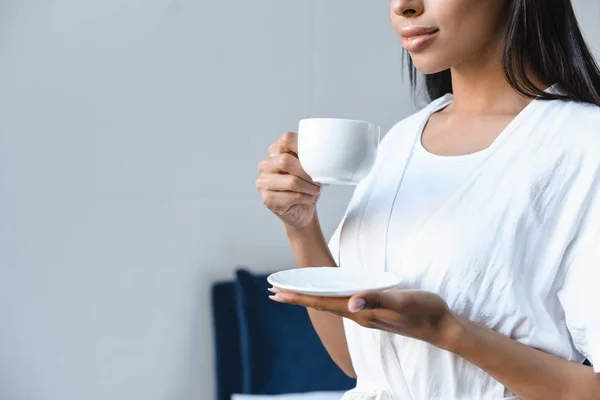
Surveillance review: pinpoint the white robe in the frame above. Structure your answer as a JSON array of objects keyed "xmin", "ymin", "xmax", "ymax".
[{"xmin": 329, "ymin": 92, "xmax": 600, "ymax": 400}]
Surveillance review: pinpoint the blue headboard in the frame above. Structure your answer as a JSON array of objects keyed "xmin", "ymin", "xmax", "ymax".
[
  {"xmin": 212, "ymin": 281, "xmax": 243, "ymax": 400},
  {"xmin": 211, "ymin": 269, "xmax": 356, "ymax": 400}
]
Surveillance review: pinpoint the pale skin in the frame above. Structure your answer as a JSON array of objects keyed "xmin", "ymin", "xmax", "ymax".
[{"xmin": 255, "ymin": 0, "xmax": 600, "ymax": 399}]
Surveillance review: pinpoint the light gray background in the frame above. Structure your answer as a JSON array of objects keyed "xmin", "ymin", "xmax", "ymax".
[{"xmin": 0, "ymin": 1, "xmax": 598, "ymax": 399}]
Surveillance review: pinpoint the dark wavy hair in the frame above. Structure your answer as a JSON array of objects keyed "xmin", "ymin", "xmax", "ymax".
[{"xmin": 406, "ymin": 0, "xmax": 600, "ymax": 106}]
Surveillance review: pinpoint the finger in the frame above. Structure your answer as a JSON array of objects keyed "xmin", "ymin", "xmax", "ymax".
[
  {"xmin": 276, "ymin": 291, "xmax": 350, "ymax": 313},
  {"xmin": 349, "ymin": 290, "xmax": 412, "ymax": 313},
  {"xmin": 261, "ymin": 191, "xmax": 318, "ymax": 213},
  {"xmin": 352, "ymin": 308, "xmax": 403, "ymax": 325},
  {"xmin": 269, "ymin": 293, "xmax": 346, "ymax": 317},
  {"xmin": 268, "ymin": 132, "xmax": 298, "ymax": 157},
  {"xmin": 269, "ymin": 295, "xmax": 286, "ymax": 303},
  {"xmin": 363, "ymin": 318, "xmax": 401, "ymax": 334},
  {"xmin": 259, "ymin": 153, "xmax": 315, "ymax": 184},
  {"xmin": 256, "ymin": 174, "xmax": 321, "ymax": 196},
  {"xmin": 348, "ymin": 296, "xmax": 368, "ymax": 313}
]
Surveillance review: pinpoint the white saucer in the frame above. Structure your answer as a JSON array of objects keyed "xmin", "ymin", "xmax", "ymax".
[
  {"xmin": 312, "ymin": 177, "xmax": 360, "ymax": 186},
  {"xmin": 267, "ymin": 267, "xmax": 402, "ymax": 297}
]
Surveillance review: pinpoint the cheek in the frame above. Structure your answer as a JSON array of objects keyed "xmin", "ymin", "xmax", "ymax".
[
  {"xmin": 436, "ymin": 0, "xmax": 505, "ymax": 48},
  {"xmin": 410, "ymin": 0, "xmax": 503, "ymax": 74},
  {"xmin": 435, "ymin": 0, "xmax": 494, "ymax": 47}
]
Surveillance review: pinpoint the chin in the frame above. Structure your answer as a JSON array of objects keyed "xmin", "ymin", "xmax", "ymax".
[{"xmin": 408, "ymin": 52, "xmax": 453, "ymax": 75}]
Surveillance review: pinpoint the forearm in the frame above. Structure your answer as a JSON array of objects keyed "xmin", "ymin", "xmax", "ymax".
[
  {"xmin": 444, "ymin": 316, "xmax": 600, "ymax": 400},
  {"xmin": 284, "ymin": 212, "xmax": 336, "ymax": 269},
  {"xmin": 284, "ymin": 213, "xmax": 356, "ymax": 378}
]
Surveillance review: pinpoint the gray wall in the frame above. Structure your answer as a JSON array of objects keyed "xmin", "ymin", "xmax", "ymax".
[{"xmin": 0, "ymin": 1, "xmax": 598, "ymax": 399}]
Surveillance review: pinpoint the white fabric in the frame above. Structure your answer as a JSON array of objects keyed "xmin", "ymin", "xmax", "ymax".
[
  {"xmin": 328, "ymin": 91, "xmax": 600, "ymax": 400},
  {"xmin": 231, "ymin": 392, "xmax": 345, "ymax": 400},
  {"xmin": 385, "ymin": 123, "xmax": 488, "ymax": 270}
]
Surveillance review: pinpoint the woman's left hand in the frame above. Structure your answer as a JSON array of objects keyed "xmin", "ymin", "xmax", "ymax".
[{"xmin": 269, "ymin": 287, "xmax": 461, "ymax": 349}]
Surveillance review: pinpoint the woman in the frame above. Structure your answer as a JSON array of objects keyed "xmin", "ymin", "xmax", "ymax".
[{"xmin": 256, "ymin": 0, "xmax": 600, "ymax": 399}]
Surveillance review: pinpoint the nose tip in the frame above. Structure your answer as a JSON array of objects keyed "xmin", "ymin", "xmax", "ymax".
[{"xmin": 391, "ymin": 0, "xmax": 423, "ymax": 17}]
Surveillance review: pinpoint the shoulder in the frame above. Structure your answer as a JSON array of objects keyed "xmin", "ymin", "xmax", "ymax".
[
  {"xmin": 540, "ymin": 100, "xmax": 600, "ymax": 194},
  {"xmin": 549, "ymin": 98, "xmax": 600, "ymax": 125},
  {"xmin": 545, "ymin": 100, "xmax": 600, "ymax": 151}
]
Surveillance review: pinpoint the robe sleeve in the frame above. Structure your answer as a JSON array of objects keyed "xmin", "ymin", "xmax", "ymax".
[
  {"xmin": 328, "ymin": 218, "xmax": 344, "ymax": 266},
  {"xmin": 557, "ymin": 188, "xmax": 600, "ymax": 372}
]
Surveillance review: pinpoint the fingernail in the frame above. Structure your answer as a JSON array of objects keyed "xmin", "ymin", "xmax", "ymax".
[
  {"xmin": 268, "ymin": 287, "xmax": 280, "ymax": 294},
  {"xmin": 269, "ymin": 295, "xmax": 286, "ymax": 303},
  {"xmin": 348, "ymin": 298, "xmax": 366, "ymax": 313}
]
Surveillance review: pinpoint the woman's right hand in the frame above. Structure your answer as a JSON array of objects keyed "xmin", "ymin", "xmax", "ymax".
[{"xmin": 256, "ymin": 132, "xmax": 322, "ymax": 230}]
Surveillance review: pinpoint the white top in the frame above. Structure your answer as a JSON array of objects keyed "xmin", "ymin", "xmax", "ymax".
[
  {"xmin": 328, "ymin": 91, "xmax": 600, "ymax": 400},
  {"xmin": 385, "ymin": 101, "xmax": 488, "ymax": 270}
]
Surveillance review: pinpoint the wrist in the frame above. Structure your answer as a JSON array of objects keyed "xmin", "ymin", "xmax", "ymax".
[
  {"xmin": 436, "ymin": 312, "xmax": 471, "ymax": 354},
  {"xmin": 284, "ymin": 213, "xmax": 319, "ymax": 238},
  {"xmin": 284, "ymin": 213, "xmax": 335, "ymax": 269}
]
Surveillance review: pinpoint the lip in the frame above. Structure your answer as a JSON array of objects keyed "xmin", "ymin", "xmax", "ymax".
[{"xmin": 398, "ymin": 26, "xmax": 439, "ymax": 52}]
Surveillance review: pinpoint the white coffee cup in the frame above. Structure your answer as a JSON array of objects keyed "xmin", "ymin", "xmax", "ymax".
[{"xmin": 298, "ymin": 118, "xmax": 380, "ymax": 185}]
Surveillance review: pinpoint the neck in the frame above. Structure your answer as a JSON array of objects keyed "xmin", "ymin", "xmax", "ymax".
[{"xmin": 446, "ymin": 44, "xmax": 545, "ymax": 115}]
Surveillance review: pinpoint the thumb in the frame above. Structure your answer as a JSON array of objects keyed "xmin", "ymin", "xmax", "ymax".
[{"xmin": 348, "ymin": 291, "xmax": 392, "ymax": 313}]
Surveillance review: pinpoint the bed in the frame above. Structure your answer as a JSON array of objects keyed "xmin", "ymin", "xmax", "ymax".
[{"xmin": 211, "ymin": 269, "xmax": 356, "ymax": 400}]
